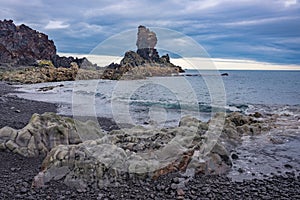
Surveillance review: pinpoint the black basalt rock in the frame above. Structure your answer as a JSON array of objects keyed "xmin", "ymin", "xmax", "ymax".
[{"xmin": 0, "ymin": 19, "xmax": 56, "ymax": 66}]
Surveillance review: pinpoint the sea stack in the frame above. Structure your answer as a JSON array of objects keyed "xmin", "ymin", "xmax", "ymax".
[{"xmin": 101, "ymin": 25, "xmax": 184, "ymax": 80}]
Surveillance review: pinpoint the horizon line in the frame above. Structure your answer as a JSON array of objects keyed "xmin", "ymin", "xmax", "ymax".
[{"xmin": 58, "ymin": 52, "xmax": 300, "ymax": 71}]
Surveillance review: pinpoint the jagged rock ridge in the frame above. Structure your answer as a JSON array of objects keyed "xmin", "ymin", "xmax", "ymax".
[
  {"xmin": 0, "ymin": 19, "xmax": 95, "ymax": 69},
  {"xmin": 0, "ymin": 19, "xmax": 56, "ymax": 65}
]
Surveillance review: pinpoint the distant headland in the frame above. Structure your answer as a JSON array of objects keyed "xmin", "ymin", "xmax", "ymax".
[{"xmin": 0, "ymin": 20, "xmax": 184, "ymax": 83}]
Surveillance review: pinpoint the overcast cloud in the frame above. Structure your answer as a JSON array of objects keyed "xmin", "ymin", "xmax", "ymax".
[{"xmin": 1, "ymin": 0, "xmax": 300, "ymax": 64}]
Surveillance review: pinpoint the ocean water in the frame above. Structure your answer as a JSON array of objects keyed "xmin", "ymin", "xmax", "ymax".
[{"xmin": 13, "ymin": 70, "xmax": 300, "ymax": 125}]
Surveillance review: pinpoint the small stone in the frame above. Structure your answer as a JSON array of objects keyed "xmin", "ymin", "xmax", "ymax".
[
  {"xmin": 65, "ymin": 191, "xmax": 71, "ymax": 195},
  {"xmin": 177, "ymin": 188, "xmax": 185, "ymax": 196},
  {"xmin": 22, "ymin": 181, "xmax": 29, "ymax": 187},
  {"xmin": 76, "ymin": 188, "xmax": 86, "ymax": 193},
  {"xmin": 231, "ymin": 153, "xmax": 239, "ymax": 160},
  {"xmin": 253, "ymin": 112, "xmax": 262, "ymax": 118},
  {"xmin": 156, "ymin": 185, "xmax": 162, "ymax": 191},
  {"xmin": 171, "ymin": 183, "xmax": 178, "ymax": 190},
  {"xmin": 238, "ymin": 168, "xmax": 244, "ymax": 173},
  {"xmin": 16, "ymin": 179, "xmax": 23, "ymax": 184},
  {"xmin": 284, "ymin": 164, "xmax": 293, "ymax": 169},
  {"xmin": 20, "ymin": 187, "xmax": 28, "ymax": 194},
  {"xmin": 172, "ymin": 177, "xmax": 180, "ymax": 184}
]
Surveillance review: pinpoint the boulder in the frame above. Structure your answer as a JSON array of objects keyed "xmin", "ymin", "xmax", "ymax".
[
  {"xmin": 0, "ymin": 112, "xmax": 104, "ymax": 157},
  {"xmin": 34, "ymin": 114, "xmax": 235, "ymax": 189}
]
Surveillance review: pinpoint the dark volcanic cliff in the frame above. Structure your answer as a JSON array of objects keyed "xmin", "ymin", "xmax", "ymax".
[
  {"xmin": 0, "ymin": 19, "xmax": 56, "ymax": 66},
  {"xmin": 0, "ymin": 19, "xmax": 95, "ymax": 69}
]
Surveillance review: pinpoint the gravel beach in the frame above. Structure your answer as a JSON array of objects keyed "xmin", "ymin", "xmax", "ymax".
[
  {"xmin": 0, "ymin": 81, "xmax": 299, "ymax": 199},
  {"xmin": 0, "ymin": 82, "xmax": 57, "ymax": 129}
]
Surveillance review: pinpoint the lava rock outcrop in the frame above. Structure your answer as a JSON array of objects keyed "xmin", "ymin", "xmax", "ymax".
[
  {"xmin": 101, "ymin": 25, "xmax": 184, "ymax": 80},
  {"xmin": 0, "ymin": 19, "xmax": 56, "ymax": 66},
  {"xmin": 0, "ymin": 19, "xmax": 95, "ymax": 69}
]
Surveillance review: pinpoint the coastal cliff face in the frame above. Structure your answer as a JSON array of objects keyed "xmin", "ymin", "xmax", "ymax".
[
  {"xmin": 0, "ymin": 19, "xmax": 56, "ymax": 66},
  {"xmin": 0, "ymin": 19, "xmax": 96, "ymax": 69},
  {"xmin": 0, "ymin": 19, "xmax": 100, "ymax": 83},
  {"xmin": 101, "ymin": 25, "xmax": 184, "ymax": 80}
]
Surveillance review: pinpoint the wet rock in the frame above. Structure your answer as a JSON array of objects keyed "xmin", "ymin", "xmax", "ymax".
[
  {"xmin": 38, "ymin": 84, "xmax": 64, "ymax": 92},
  {"xmin": 238, "ymin": 168, "xmax": 244, "ymax": 173},
  {"xmin": 231, "ymin": 153, "xmax": 239, "ymax": 160},
  {"xmin": 284, "ymin": 164, "xmax": 293, "ymax": 169}
]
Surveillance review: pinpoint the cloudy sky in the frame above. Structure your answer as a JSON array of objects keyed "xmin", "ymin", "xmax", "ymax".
[{"xmin": 1, "ymin": 0, "xmax": 300, "ymax": 65}]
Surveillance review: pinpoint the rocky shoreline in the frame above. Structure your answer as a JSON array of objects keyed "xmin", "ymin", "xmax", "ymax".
[
  {"xmin": 0, "ymin": 149, "xmax": 299, "ymax": 199},
  {"xmin": 0, "ymin": 82, "xmax": 299, "ymax": 199}
]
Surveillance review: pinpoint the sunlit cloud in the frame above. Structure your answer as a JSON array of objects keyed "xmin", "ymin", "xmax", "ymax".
[
  {"xmin": 283, "ymin": 0, "xmax": 298, "ymax": 7},
  {"xmin": 45, "ymin": 20, "xmax": 70, "ymax": 30}
]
